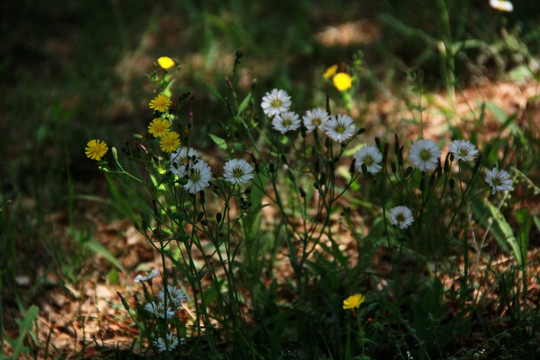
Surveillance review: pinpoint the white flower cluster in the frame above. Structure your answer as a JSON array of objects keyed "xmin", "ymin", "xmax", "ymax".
[
  {"xmin": 169, "ymin": 147, "xmax": 255, "ymax": 193},
  {"xmin": 383, "ymin": 139, "xmax": 512, "ymax": 230},
  {"xmin": 153, "ymin": 332, "xmax": 185, "ymax": 353},
  {"xmin": 261, "ymin": 88, "xmax": 356, "ymax": 143}
]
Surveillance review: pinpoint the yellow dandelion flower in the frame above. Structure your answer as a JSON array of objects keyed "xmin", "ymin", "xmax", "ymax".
[
  {"xmin": 85, "ymin": 139, "xmax": 109, "ymax": 161},
  {"xmin": 333, "ymin": 72, "xmax": 352, "ymax": 91},
  {"xmin": 343, "ymin": 293, "xmax": 365, "ymax": 310},
  {"xmin": 148, "ymin": 118, "xmax": 171, "ymax": 138},
  {"xmin": 149, "ymin": 94, "xmax": 172, "ymax": 113},
  {"xmin": 323, "ymin": 64, "xmax": 338, "ymax": 79},
  {"xmin": 157, "ymin": 56, "xmax": 175, "ymax": 70},
  {"xmin": 160, "ymin": 131, "xmax": 180, "ymax": 152}
]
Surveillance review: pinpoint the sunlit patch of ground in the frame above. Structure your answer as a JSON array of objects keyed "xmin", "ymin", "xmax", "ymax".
[{"xmin": 316, "ymin": 20, "xmax": 380, "ymax": 47}]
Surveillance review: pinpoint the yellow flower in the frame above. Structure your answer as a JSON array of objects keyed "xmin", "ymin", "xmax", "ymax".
[
  {"xmin": 333, "ymin": 72, "xmax": 352, "ymax": 91},
  {"xmin": 157, "ymin": 56, "xmax": 175, "ymax": 70},
  {"xmin": 148, "ymin": 118, "xmax": 171, "ymax": 138},
  {"xmin": 160, "ymin": 131, "xmax": 180, "ymax": 152},
  {"xmin": 149, "ymin": 94, "xmax": 172, "ymax": 113},
  {"xmin": 85, "ymin": 139, "xmax": 109, "ymax": 161},
  {"xmin": 343, "ymin": 293, "xmax": 365, "ymax": 310},
  {"xmin": 323, "ymin": 64, "xmax": 338, "ymax": 79}
]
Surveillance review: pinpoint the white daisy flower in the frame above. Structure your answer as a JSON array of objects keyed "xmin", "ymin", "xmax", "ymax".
[
  {"xmin": 223, "ymin": 159, "xmax": 255, "ymax": 185},
  {"xmin": 159, "ymin": 286, "xmax": 187, "ymax": 309},
  {"xmin": 448, "ymin": 140, "xmax": 478, "ymax": 162},
  {"xmin": 134, "ymin": 268, "xmax": 160, "ymax": 283},
  {"xmin": 489, "ymin": 0, "xmax": 513, "ymax": 12},
  {"xmin": 144, "ymin": 301, "xmax": 176, "ymax": 319},
  {"xmin": 184, "ymin": 160, "xmax": 212, "ymax": 194},
  {"xmin": 485, "ymin": 167, "xmax": 513, "ymax": 194},
  {"xmin": 388, "ymin": 206, "xmax": 414, "ymax": 229},
  {"xmin": 153, "ymin": 333, "xmax": 181, "ymax": 353},
  {"xmin": 354, "ymin": 145, "xmax": 383, "ymax": 174},
  {"xmin": 409, "ymin": 139, "xmax": 441, "ymax": 172},
  {"xmin": 261, "ymin": 89, "xmax": 292, "ymax": 117},
  {"xmin": 303, "ymin": 108, "xmax": 329, "ymax": 133},
  {"xmin": 170, "ymin": 147, "xmax": 200, "ymax": 178},
  {"xmin": 272, "ymin": 111, "xmax": 301, "ymax": 134},
  {"xmin": 323, "ymin": 114, "xmax": 356, "ymax": 143}
]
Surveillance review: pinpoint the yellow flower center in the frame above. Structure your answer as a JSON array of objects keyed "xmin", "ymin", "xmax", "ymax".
[
  {"xmin": 336, "ymin": 125, "xmax": 346, "ymax": 134},
  {"xmin": 271, "ymin": 99, "xmax": 282, "ymax": 108},
  {"xmin": 363, "ymin": 156, "xmax": 374, "ymax": 165},
  {"xmin": 419, "ymin": 149, "xmax": 431, "ymax": 161}
]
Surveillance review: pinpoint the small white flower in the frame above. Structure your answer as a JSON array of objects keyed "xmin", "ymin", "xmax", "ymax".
[
  {"xmin": 134, "ymin": 268, "xmax": 160, "ymax": 283},
  {"xmin": 354, "ymin": 145, "xmax": 383, "ymax": 174},
  {"xmin": 323, "ymin": 114, "xmax": 356, "ymax": 143},
  {"xmin": 153, "ymin": 333, "xmax": 181, "ymax": 352},
  {"xmin": 223, "ymin": 159, "xmax": 255, "ymax": 185},
  {"xmin": 489, "ymin": 0, "xmax": 513, "ymax": 12},
  {"xmin": 448, "ymin": 140, "xmax": 478, "ymax": 162},
  {"xmin": 144, "ymin": 301, "xmax": 176, "ymax": 319},
  {"xmin": 159, "ymin": 286, "xmax": 187, "ymax": 309},
  {"xmin": 261, "ymin": 89, "xmax": 292, "ymax": 117},
  {"xmin": 170, "ymin": 147, "xmax": 200, "ymax": 178},
  {"xmin": 409, "ymin": 139, "xmax": 441, "ymax": 172},
  {"xmin": 485, "ymin": 167, "xmax": 513, "ymax": 194},
  {"xmin": 184, "ymin": 160, "xmax": 212, "ymax": 194},
  {"xmin": 272, "ymin": 111, "xmax": 301, "ymax": 134},
  {"xmin": 303, "ymin": 108, "xmax": 329, "ymax": 133},
  {"xmin": 388, "ymin": 206, "xmax": 414, "ymax": 229}
]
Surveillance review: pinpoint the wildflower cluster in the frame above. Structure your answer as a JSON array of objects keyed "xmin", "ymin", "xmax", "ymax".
[
  {"xmin": 132, "ymin": 268, "xmax": 187, "ymax": 353},
  {"xmin": 261, "ymin": 88, "xmax": 357, "ymax": 143},
  {"xmin": 86, "ymin": 56, "xmax": 521, "ymax": 358}
]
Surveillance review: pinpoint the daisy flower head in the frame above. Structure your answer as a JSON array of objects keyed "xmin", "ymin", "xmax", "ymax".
[
  {"xmin": 261, "ymin": 89, "xmax": 291, "ymax": 117},
  {"xmin": 85, "ymin": 139, "xmax": 109, "ymax": 161},
  {"xmin": 272, "ymin": 111, "xmax": 301, "ymax": 134},
  {"xmin": 303, "ymin": 108, "xmax": 329, "ymax": 133},
  {"xmin": 409, "ymin": 139, "xmax": 441, "ymax": 172},
  {"xmin": 134, "ymin": 268, "xmax": 160, "ymax": 283},
  {"xmin": 323, "ymin": 64, "xmax": 338, "ymax": 79},
  {"xmin": 343, "ymin": 293, "xmax": 365, "ymax": 310},
  {"xmin": 485, "ymin": 167, "xmax": 513, "ymax": 195},
  {"xmin": 157, "ymin": 56, "xmax": 175, "ymax": 70},
  {"xmin": 184, "ymin": 160, "xmax": 212, "ymax": 194},
  {"xmin": 223, "ymin": 159, "xmax": 255, "ymax": 185},
  {"xmin": 148, "ymin": 118, "xmax": 171, "ymax": 138},
  {"xmin": 159, "ymin": 286, "xmax": 187, "ymax": 309},
  {"xmin": 354, "ymin": 145, "xmax": 383, "ymax": 174},
  {"xmin": 333, "ymin": 72, "xmax": 353, "ymax": 91},
  {"xmin": 154, "ymin": 333, "xmax": 181, "ymax": 353},
  {"xmin": 144, "ymin": 301, "xmax": 176, "ymax": 319},
  {"xmin": 324, "ymin": 114, "xmax": 356, "ymax": 143},
  {"xmin": 170, "ymin": 147, "xmax": 199, "ymax": 178},
  {"xmin": 388, "ymin": 206, "xmax": 414, "ymax": 229},
  {"xmin": 160, "ymin": 131, "xmax": 181, "ymax": 153},
  {"xmin": 489, "ymin": 0, "xmax": 513, "ymax": 12},
  {"xmin": 448, "ymin": 139, "xmax": 478, "ymax": 162},
  {"xmin": 149, "ymin": 94, "xmax": 172, "ymax": 113}
]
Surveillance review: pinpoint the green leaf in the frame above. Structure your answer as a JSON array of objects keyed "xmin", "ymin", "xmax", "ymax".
[
  {"xmin": 84, "ymin": 239, "xmax": 126, "ymax": 273},
  {"xmin": 209, "ymin": 134, "xmax": 228, "ymax": 150},
  {"xmin": 9, "ymin": 305, "xmax": 39, "ymax": 359},
  {"xmin": 489, "ymin": 204, "xmax": 522, "ymax": 264},
  {"xmin": 472, "ymin": 198, "xmax": 523, "ymax": 264},
  {"xmin": 516, "ymin": 209, "xmax": 531, "ymax": 266},
  {"xmin": 237, "ymin": 93, "xmax": 251, "ymax": 115},
  {"xmin": 108, "ymin": 269, "xmax": 119, "ymax": 285},
  {"xmin": 202, "ymin": 80, "xmax": 226, "ymax": 104}
]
